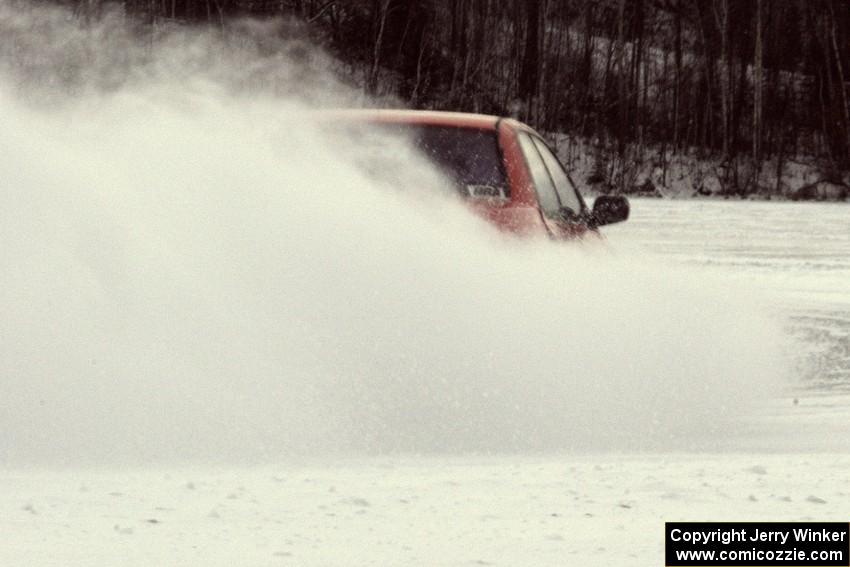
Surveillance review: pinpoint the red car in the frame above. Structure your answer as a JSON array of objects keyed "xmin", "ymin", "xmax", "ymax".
[{"xmin": 331, "ymin": 110, "xmax": 628, "ymax": 239}]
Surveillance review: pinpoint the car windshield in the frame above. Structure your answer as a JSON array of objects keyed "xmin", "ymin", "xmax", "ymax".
[
  {"xmin": 342, "ymin": 122, "xmax": 509, "ymax": 200},
  {"xmin": 402, "ymin": 125, "xmax": 509, "ymax": 199}
]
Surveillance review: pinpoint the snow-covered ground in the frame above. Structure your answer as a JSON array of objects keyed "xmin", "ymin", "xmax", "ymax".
[
  {"xmin": 607, "ymin": 199, "xmax": 850, "ymax": 454},
  {"xmin": 4, "ymin": 454, "xmax": 850, "ymax": 567},
  {"xmin": 4, "ymin": 199, "xmax": 849, "ymax": 567}
]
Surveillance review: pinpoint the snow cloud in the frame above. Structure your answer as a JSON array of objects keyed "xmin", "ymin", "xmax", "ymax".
[{"xmin": 0, "ymin": 1, "xmax": 784, "ymax": 465}]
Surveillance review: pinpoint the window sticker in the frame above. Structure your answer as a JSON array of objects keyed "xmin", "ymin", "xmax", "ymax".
[{"xmin": 466, "ymin": 184, "xmax": 508, "ymax": 200}]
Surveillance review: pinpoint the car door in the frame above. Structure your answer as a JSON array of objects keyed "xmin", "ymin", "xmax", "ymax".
[
  {"xmin": 516, "ymin": 132, "xmax": 592, "ymax": 239},
  {"xmin": 531, "ymin": 136, "xmax": 594, "ymax": 239}
]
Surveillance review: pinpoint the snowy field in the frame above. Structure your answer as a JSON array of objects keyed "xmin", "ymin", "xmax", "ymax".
[
  {"xmin": 3, "ymin": 199, "xmax": 849, "ymax": 567},
  {"xmin": 607, "ymin": 199, "xmax": 850, "ymax": 454},
  {"xmin": 4, "ymin": 454, "xmax": 850, "ymax": 567}
]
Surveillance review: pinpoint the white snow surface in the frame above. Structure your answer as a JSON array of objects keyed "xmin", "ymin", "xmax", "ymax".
[
  {"xmin": 3, "ymin": 200, "xmax": 849, "ymax": 567},
  {"xmin": 4, "ymin": 454, "xmax": 850, "ymax": 567},
  {"xmin": 606, "ymin": 199, "xmax": 850, "ymax": 453}
]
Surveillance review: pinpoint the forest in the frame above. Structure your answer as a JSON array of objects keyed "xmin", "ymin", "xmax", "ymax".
[{"xmin": 57, "ymin": 0, "xmax": 850, "ymax": 198}]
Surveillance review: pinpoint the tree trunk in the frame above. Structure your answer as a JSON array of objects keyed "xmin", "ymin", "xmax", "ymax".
[
  {"xmin": 673, "ymin": 0, "xmax": 683, "ymax": 151},
  {"xmin": 753, "ymin": 0, "xmax": 764, "ymax": 169},
  {"xmin": 828, "ymin": 0, "xmax": 850, "ymax": 166},
  {"xmin": 367, "ymin": 0, "xmax": 391, "ymax": 95},
  {"xmin": 518, "ymin": 0, "xmax": 540, "ymax": 117}
]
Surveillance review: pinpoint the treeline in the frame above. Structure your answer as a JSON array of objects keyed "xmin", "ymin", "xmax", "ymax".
[{"xmin": 64, "ymin": 0, "xmax": 850, "ymax": 196}]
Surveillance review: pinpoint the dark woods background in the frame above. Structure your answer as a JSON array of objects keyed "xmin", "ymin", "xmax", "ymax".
[{"xmin": 59, "ymin": 0, "xmax": 850, "ymax": 198}]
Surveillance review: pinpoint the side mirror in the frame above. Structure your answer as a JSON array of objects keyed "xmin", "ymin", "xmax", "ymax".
[{"xmin": 591, "ymin": 195, "xmax": 630, "ymax": 226}]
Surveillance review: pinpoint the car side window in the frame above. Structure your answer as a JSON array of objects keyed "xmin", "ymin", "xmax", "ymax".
[
  {"xmin": 517, "ymin": 132, "xmax": 561, "ymax": 216},
  {"xmin": 531, "ymin": 136, "xmax": 583, "ymax": 215}
]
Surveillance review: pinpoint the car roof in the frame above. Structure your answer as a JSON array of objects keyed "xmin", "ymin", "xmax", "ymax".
[{"xmin": 319, "ymin": 109, "xmax": 502, "ymax": 131}]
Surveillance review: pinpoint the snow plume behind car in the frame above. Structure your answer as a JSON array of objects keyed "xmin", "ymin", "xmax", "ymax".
[{"xmin": 0, "ymin": 1, "xmax": 784, "ymax": 465}]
